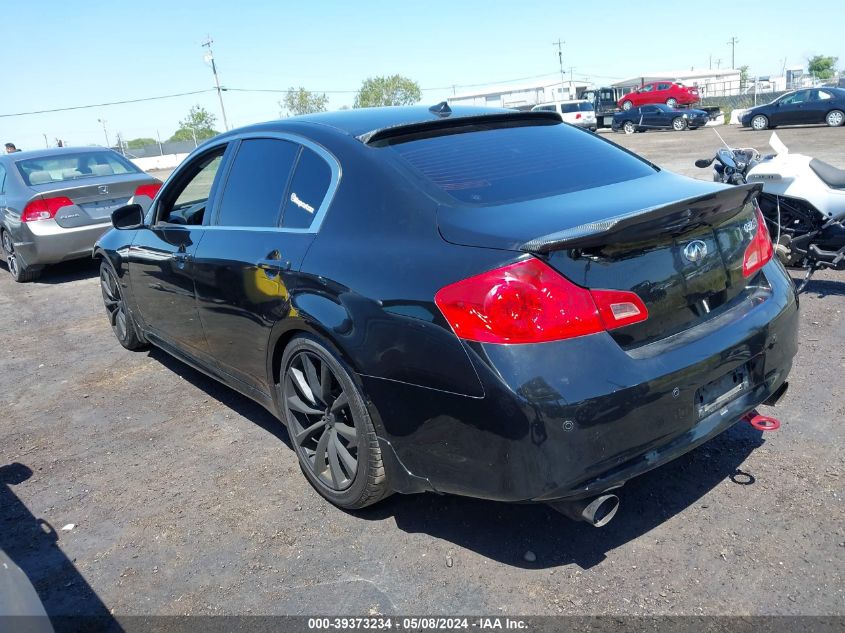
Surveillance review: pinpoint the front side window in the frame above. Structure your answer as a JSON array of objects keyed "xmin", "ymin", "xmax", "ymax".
[
  {"xmin": 216, "ymin": 139, "xmax": 299, "ymax": 228},
  {"xmin": 15, "ymin": 150, "xmax": 139, "ymax": 186},
  {"xmin": 780, "ymin": 90, "xmax": 810, "ymax": 105},
  {"xmin": 282, "ymin": 147, "xmax": 332, "ymax": 229},
  {"xmin": 0, "ymin": 164, "xmax": 6, "ymax": 194},
  {"xmin": 639, "ymin": 84, "xmax": 654, "ymax": 93},
  {"xmin": 157, "ymin": 148, "xmax": 225, "ymax": 225}
]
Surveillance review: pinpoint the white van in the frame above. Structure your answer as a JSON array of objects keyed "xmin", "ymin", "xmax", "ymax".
[{"xmin": 531, "ymin": 100, "xmax": 597, "ymax": 131}]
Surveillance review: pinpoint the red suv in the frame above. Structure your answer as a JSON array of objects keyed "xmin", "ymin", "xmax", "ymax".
[{"xmin": 617, "ymin": 81, "xmax": 700, "ymax": 110}]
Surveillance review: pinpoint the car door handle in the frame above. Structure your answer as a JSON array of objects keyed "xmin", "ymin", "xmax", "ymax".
[{"xmin": 258, "ymin": 250, "xmax": 291, "ymax": 278}]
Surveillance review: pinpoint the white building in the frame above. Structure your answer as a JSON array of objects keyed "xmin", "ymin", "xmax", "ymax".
[
  {"xmin": 612, "ymin": 69, "xmax": 743, "ymax": 98},
  {"xmin": 446, "ymin": 78, "xmax": 592, "ymax": 110}
]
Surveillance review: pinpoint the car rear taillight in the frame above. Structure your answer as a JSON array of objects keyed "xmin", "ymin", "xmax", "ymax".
[
  {"xmin": 575, "ymin": 113, "xmax": 582, "ymax": 119},
  {"xmin": 742, "ymin": 205, "xmax": 774, "ymax": 277},
  {"xmin": 134, "ymin": 183, "xmax": 162, "ymax": 199},
  {"xmin": 434, "ymin": 258, "xmax": 648, "ymax": 344},
  {"xmin": 21, "ymin": 196, "xmax": 74, "ymax": 222}
]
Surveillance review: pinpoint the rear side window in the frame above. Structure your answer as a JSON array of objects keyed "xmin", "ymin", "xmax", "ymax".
[
  {"xmin": 578, "ymin": 102, "xmax": 595, "ymax": 112},
  {"xmin": 0, "ymin": 164, "xmax": 6, "ymax": 194},
  {"xmin": 560, "ymin": 103, "xmax": 579, "ymax": 113},
  {"xmin": 281, "ymin": 148, "xmax": 332, "ymax": 229},
  {"xmin": 217, "ymin": 139, "xmax": 298, "ymax": 227},
  {"xmin": 388, "ymin": 122, "xmax": 656, "ymax": 205}
]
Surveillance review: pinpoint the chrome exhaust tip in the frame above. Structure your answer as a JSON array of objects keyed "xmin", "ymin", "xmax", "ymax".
[{"xmin": 548, "ymin": 494, "xmax": 620, "ymax": 527}]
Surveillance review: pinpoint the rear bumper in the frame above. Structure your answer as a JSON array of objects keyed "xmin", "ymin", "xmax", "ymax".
[
  {"xmin": 10, "ymin": 220, "xmax": 112, "ymax": 268},
  {"xmin": 366, "ymin": 260, "xmax": 799, "ymax": 502}
]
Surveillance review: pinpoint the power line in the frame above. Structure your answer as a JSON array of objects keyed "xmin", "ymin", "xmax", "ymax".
[{"xmin": 0, "ymin": 89, "xmax": 216, "ymax": 118}]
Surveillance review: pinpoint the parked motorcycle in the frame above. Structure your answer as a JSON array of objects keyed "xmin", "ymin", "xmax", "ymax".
[{"xmin": 695, "ymin": 132, "xmax": 845, "ymax": 291}]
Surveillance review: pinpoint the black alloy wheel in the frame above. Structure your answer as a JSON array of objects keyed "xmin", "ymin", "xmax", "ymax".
[
  {"xmin": 281, "ymin": 336, "xmax": 389, "ymax": 508},
  {"xmin": 2, "ymin": 230, "xmax": 39, "ymax": 282},
  {"xmin": 99, "ymin": 261, "xmax": 146, "ymax": 350}
]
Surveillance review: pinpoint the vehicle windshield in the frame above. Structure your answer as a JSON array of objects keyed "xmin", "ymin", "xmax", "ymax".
[
  {"xmin": 388, "ymin": 121, "xmax": 656, "ymax": 205},
  {"xmin": 15, "ymin": 150, "xmax": 140, "ymax": 186}
]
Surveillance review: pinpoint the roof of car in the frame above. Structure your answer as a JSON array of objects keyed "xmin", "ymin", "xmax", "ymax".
[{"xmin": 228, "ymin": 104, "xmax": 516, "ymax": 139}]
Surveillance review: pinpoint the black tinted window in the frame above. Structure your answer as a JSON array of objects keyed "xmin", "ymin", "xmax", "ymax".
[
  {"xmin": 217, "ymin": 139, "xmax": 298, "ymax": 227},
  {"xmin": 578, "ymin": 102, "xmax": 595, "ymax": 112},
  {"xmin": 389, "ymin": 122, "xmax": 655, "ymax": 205},
  {"xmin": 282, "ymin": 148, "xmax": 332, "ymax": 229},
  {"xmin": 560, "ymin": 103, "xmax": 579, "ymax": 113}
]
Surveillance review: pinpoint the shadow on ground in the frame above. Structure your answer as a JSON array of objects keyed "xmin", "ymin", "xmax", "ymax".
[
  {"xmin": 0, "ymin": 258, "xmax": 100, "ymax": 285},
  {"xmin": 146, "ymin": 346, "xmax": 767, "ymax": 571},
  {"xmin": 0, "ymin": 463, "xmax": 119, "ymax": 632},
  {"xmin": 791, "ymin": 274, "xmax": 845, "ymax": 298}
]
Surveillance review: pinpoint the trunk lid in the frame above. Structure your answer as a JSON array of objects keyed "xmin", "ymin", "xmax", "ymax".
[
  {"xmin": 30, "ymin": 173, "xmax": 157, "ymax": 229},
  {"xmin": 437, "ymin": 173, "xmax": 764, "ymax": 348}
]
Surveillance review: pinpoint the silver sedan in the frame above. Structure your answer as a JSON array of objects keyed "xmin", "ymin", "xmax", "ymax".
[{"xmin": 0, "ymin": 147, "xmax": 161, "ymax": 282}]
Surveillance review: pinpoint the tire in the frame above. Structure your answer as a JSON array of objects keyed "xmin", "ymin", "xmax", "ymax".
[
  {"xmin": 99, "ymin": 261, "xmax": 147, "ymax": 350},
  {"xmin": 826, "ymin": 109, "xmax": 844, "ymax": 127},
  {"xmin": 623, "ymin": 121, "xmax": 636, "ymax": 134},
  {"xmin": 1, "ymin": 229, "xmax": 40, "ymax": 283},
  {"xmin": 621, "ymin": 100, "xmax": 633, "ymax": 111},
  {"xmin": 666, "ymin": 98, "xmax": 678, "ymax": 108},
  {"xmin": 751, "ymin": 114, "xmax": 769, "ymax": 130},
  {"xmin": 280, "ymin": 335, "xmax": 390, "ymax": 510},
  {"xmin": 672, "ymin": 117, "xmax": 687, "ymax": 131}
]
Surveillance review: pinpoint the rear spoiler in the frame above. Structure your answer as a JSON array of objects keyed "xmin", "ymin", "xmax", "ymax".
[
  {"xmin": 358, "ymin": 111, "xmax": 562, "ymax": 146},
  {"xmin": 520, "ymin": 183, "xmax": 762, "ymax": 254}
]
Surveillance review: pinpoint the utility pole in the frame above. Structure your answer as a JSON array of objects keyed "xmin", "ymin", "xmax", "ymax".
[
  {"xmin": 569, "ymin": 66, "xmax": 575, "ymax": 97},
  {"xmin": 709, "ymin": 54, "xmax": 712, "ymax": 70},
  {"xmin": 715, "ymin": 58, "xmax": 722, "ymax": 70},
  {"xmin": 553, "ymin": 39, "xmax": 566, "ymax": 100},
  {"xmin": 98, "ymin": 118, "xmax": 110, "ymax": 148},
  {"xmin": 727, "ymin": 36, "xmax": 738, "ymax": 69},
  {"xmin": 42, "ymin": 134, "xmax": 48, "ymax": 148},
  {"xmin": 202, "ymin": 36, "xmax": 229, "ymax": 131}
]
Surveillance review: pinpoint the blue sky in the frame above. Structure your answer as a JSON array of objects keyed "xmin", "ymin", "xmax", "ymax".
[{"xmin": 3, "ymin": 0, "xmax": 841, "ymax": 149}]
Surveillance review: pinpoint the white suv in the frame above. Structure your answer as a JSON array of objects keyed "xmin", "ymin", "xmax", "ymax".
[{"xmin": 531, "ymin": 100, "xmax": 597, "ymax": 131}]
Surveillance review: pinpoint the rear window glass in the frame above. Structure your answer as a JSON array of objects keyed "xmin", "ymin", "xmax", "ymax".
[
  {"xmin": 15, "ymin": 151, "xmax": 139, "ymax": 186},
  {"xmin": 560, "ymin": 103, "xmax": 579, "ymax": 113},
  {"xmin": 388, "ymin": 122, "xmax": 656, "ymax": 205},
  {"xmin": 578, "ymin": 102, "xmax": 595, "ymax": 111}
]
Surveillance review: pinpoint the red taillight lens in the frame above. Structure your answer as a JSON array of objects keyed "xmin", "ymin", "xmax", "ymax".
[
  {"xmin": 21, "ymin": 196, "xmax": 74, "ymax": 222},
  {"xmin": 742, "ymin": 206, "xmax": 774, "ymax": 277},
  {"xmin": 434, "ymin": 258, "xmax": 648, "ymax": 344},
  {"xmin": 575, "ymin": 113, "xmax": 582, "ymax": 119},
  {"xmin": 134, "ymin": 183, "xmax": 162, "ymax": 199}
]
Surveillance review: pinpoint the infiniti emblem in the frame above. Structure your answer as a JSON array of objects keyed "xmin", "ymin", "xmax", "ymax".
[
  {"xmin": 683, "ymin": 240, "xmax": 708, "ymax": 264},
  {"xmin": 98, "ymin": 185, "xmax": 109, "ymax": 195}
]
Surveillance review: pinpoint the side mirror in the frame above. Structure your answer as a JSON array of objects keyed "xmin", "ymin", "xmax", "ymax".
[{"xmin": 111, "ymin": 203, "xmax": 144, "ymax": 230}]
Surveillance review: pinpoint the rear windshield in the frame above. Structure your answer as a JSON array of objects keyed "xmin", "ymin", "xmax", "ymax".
[
  {"xmin": 561, "ymin": 102, "xmax": 594, "ymax": 113},
  {"xmin": 388, "ymin": 122, "xmax": 656, "ymax": 205},
  {"xmin": 16, "ymin": 151, "xmax": 140, "ymax": 186}
]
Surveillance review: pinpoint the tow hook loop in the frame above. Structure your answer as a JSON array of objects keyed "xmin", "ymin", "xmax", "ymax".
[{"xmin": 743, "ymin": 410, "xmax": 780, "ymax": 431}]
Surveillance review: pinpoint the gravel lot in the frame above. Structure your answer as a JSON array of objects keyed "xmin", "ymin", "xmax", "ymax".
[{"xmin": 1, "ymin": 123, "xmax": 843, "ymax": 621}]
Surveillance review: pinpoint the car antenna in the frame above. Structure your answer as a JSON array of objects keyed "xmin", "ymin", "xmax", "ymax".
[
  {"xmin": 711, "ymin": 126, "xmax": 731, "ymax": 150},
  {"xmin": 429, "ymin": 101, "xmax": 452, "ymax": 117}
]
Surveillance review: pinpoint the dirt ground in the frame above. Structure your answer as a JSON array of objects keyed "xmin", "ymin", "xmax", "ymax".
[{"xmin": 1, "ymin": 123, "xmax": 843, "ymax": 620}]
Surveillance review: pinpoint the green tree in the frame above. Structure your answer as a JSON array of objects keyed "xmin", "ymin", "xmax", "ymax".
[
  {"xmin": 126, "ymin": 137, "xmax": 156, "ymax": 149},
  {"xmin": 353, "ymin": 75, "xmax": 421, "ymax": 108},
  {"xmin": 281, "ymin": 87, "xmax": 329, "ymax": 116},
  {"xmin": 808, "ymin": 55, "xmax": 838, "ymax": 80},
  {"xmin": 739, "ymin": 65, "xmax": 749, "ymax": 91},
  {"xmin": 168, "ymin": 105, "xmax": 219, "ymax": 143}
]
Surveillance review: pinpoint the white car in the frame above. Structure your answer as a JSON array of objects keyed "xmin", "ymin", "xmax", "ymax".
[{"xmin": 531, "ymin": 100, "xmax": 597, "ymax": 131}]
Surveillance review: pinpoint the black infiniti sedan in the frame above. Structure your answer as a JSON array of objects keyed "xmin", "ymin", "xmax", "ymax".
[
  {"xmin": 741, "ymin": 87, "xmax": 845, "ymax": 130},
  {"xmin": 95, "ymin": 105, "xmax": 798, "ymax": 526},
  {"xmin": 612, "ymin": 104, "xmax": 709, "ymax": 134}
]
